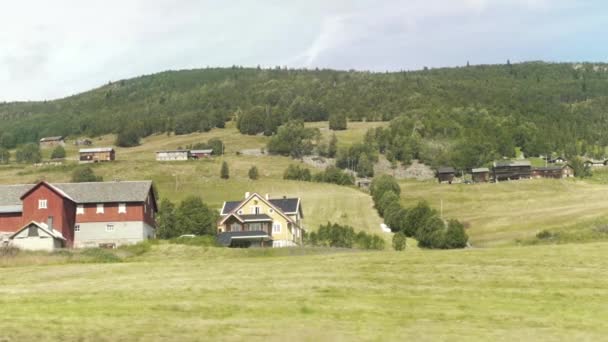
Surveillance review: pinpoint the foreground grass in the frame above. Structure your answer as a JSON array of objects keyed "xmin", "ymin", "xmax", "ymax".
[{"xmin": 0, "ymin": 242, "xmax": 607, "ymax": 341}]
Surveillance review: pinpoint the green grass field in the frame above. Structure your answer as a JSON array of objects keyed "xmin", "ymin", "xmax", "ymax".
[{"xmin": 1, "ymin": 242, "xmax": 607, "ymax": 341}]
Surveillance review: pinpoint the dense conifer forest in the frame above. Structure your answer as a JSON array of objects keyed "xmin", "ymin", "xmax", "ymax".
[{"xmin": 2, "ymin": 62, "xmax": 608, "ymax": 167}]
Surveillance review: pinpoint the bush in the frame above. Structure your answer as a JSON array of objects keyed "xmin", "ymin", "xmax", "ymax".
[
  {"xmin": 0, "ymin": 147, "xmax": 9, "ymax": 164},
  {"xmin": 72, "ymin": 166, "xmax": 103, "ymax": 182},
  {"xmin": 248, "ymin": 166, "xmax": 259, "ymax": 180},
  {"xmin": 283, "ymin": 164, "xmax": 312, "ymax": 181},
  {"xmin": 370, "ymin": 175, "xmax": 401, "ymax": 205},
  {"xmin": 444, "ymin": 219, "xmax": 469, "ymax": 248},
  {"xmin": 307, "ymin": 223, "xmax": 384, "ymax": 250},
  {"xmin": 536, "ymin": 230, "xmax": 555, "ymax": 240},
  {"xmin": 50, "ymin": 145, "xmax": 66, "ymax": 159},
  {"xmin": 116, "ymin": 126, "xmax": 141, "ymax": 147},
  {"xmin": 377, "ymin": 191, "xmax": 399, "ymax": 217},
  {"xmin": 313, "ymin": 166, "xmax": 354, "ymax": 185},
  {"xmin": 220, "ymin": 161, "xmax": 230, "ymax": 179},
  {"xmin": 384, "ymin": 204, "xmax": 408, "ymax": 233},
  {"xmin": 392, "ymin": 232, "xmax": 407, "ymax": 251},
  {"xmin": 329, "ymin": 112, "xmax": 347, "ymax": 130},
  {"xmin": 267, "ymin": 120, "xmax": 319, "ymax": 158},
  {"xmin": 403, "ymin": 201, "xmax": 435, "ymax": 237},
  {"xmin": 15, "ymin": 143, "xmax": 41, "ymax": 164}
]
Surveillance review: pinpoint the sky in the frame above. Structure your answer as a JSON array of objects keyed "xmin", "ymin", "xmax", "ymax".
[{"xmin": 0, "ymin": 0, "xmax": 606, "ymax": 101}]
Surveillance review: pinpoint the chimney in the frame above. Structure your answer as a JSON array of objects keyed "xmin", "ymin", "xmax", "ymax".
[
  {"xmin": 47, "ymin": 216, "xmax": 54, "ymax": 231},
  {"xmin": 265, "ymin": 194, "xmax": 269, "ymax": 200},
  {"xmin": 245, "ymin": 192, "xmax": 250, "ymax": 199}
]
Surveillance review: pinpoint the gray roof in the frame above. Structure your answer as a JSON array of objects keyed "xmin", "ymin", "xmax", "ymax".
[
  {"xmin": 0, "ymin": 205, "xmax": 23, "ymax": 214},
  {"xmin": 494, "ymin": 160, "xmax": 531, "ymax": 167},
  {"xmin": 0, "ymin": 181, "xmax": 154, "ymax": 206},
  {"xmin": 156, "ymin": 150, "xmax": 189, "ymax": 154},
  {"xmin": 239, "ymin": 214, "xmax": 273, "ymax": 222},
  {"xmin": 221, "ymin": 197, "xmax": 300, "ymax": 216},
  {"xmin": 437, "ymin": 167, "xmax": 456, "ymax": 174},
  {"xmin": 190, "ymin": 149, "xmax": 213, "ymax": 154},
  {"xmin": 216, "ymin": 231, "xmax": 272, "ymax": 247},
  {"xmin": 40, "ymin": 136, "xmax": 64, "ymax": 142},
  {"xmin": 79, "ymin": 147, "xmax": 114, "ymax": 153},
  {"xmin": 472, "ymin": 168, "xmax": 490, "ymax": 173}
]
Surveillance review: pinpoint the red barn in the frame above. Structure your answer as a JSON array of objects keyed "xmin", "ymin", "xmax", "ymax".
[{"xmin": 0, "ymin": 181, "xmax": 157, "ymax": 249}]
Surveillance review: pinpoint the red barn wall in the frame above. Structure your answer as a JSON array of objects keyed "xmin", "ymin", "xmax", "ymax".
[{"xmin": 0, "ymin": 212, "xmax": 23, "ymax": 232}]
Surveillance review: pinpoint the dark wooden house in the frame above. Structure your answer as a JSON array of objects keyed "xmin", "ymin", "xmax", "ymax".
[
  {"xmin": 190, "ymin": 149, "xmax": 213, "ymax": 159},
  {"xmin": 471, "ymin": 168, "xmax": 490, "ymax": 183},
  {"xmin": 39, "ymin": 136, "xmax": 65, "ymax": 148},
  {"xmin": 437, "ymin": 167, "xmax": 456, "ymax": 184},
  {"xmin": 492, "ymin": 161, "xmax": 532, "ymax": 182},
  {"xmin": 532, "ymin": 165, "xmax": 574, "ymax": 179},
  {"xmin": 79, "ymin": 147, "xmax": 115, "ymax": 163}
]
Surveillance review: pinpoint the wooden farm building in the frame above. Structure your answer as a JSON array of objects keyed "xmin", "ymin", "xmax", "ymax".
[
  {"xmin": 39, "ymin": 136, "xmax": 65, "ymax": 148},
  {"xmin": 531, "ymin": 165, "xmax": 574, "ymax": 179},
  {"xmin": 492, "ymin": 161, "xmax": 532, "ymax": 182},
  {"xmin": 584, "ymin": 159, "xmax": 607, "ymax": 168},
  {"xmin": 156, "ymin": 150, "xmax": 190, "ymax": 161},
  {"xmin": 74, "ymin": 139, "xmax": 93, "ymax": 146},
  {"xmin": 190, "ymin": 149, "xmax": 213, "ymax": 159},
  {"xmin": 79, "ymin": 147, "xmax": 115, "ymax": 163},
  {"xmin": 548, "ymin": 156, "xmax": 566, "ymax": 164},
  {"xmin": 471, "ymin": 168, "xmax": 490, "ymax": 183},
  {"xmin": 436, "ymin": 167, "xmax": 456, "ymax": 184}
]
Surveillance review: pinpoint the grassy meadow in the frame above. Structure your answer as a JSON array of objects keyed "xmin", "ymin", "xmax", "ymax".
[{"xmin": 1, "ymin": 242, "xmax": 608, "ymax": 341}]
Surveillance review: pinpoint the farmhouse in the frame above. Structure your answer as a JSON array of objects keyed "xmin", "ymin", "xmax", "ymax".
[
  {"xmin": 217, "ymin": 192, "xmax": 304, "ymax": 248},
  {"xmin": 549, "ymin": 156, "xmax": 566, "ymax": 164},
  {"xmin": 80, "ymin": 147, "xmax": 115, "ymax": 163},
  {"xmin": 471, "ymin": 168, "xmax": 490, "ymax": 183},
  {"xmin": 156, "ymin": 150, "xmax": 190, "ymax": 161},
  {"xmin": 39, "ymin": 136, "xmax": 65, "ymax": 148},
  {"xmin": 0, "ymin": 181, "xmax": 157, "ymax": 250},
  {"xmin": 436, "ymin": 167, "xmax": 456, "ymax": 184},
  {"xmin": 584, "ymin": 159, "xmax": 606, "ymax": 168},
  {"xmin": 531, "ymin": 165, "xmax": 574, "ymax": 179},
  {"xmin": 492, "ymin": 161, "xmax": 531, "ymax": 182},
  {"xmin": 190, "ymin": 149, "xmax": 213, "ymax": 159},
  {"xmin": 74, "ymin": 139, "xmax": 93, "ymax": 146}
]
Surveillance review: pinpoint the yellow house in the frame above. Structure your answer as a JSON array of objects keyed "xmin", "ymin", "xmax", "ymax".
[{"xmin": 217, "ymin": 192, "xmax": 304, "ymax": 248}]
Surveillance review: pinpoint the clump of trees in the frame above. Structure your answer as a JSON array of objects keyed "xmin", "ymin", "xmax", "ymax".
[
  {"xmin": 329, "ymin": 112, "xmax": 347, "ymax": 130},
  {"xmin": 187, "ymin": 138, "xmax": 224, "ymax": 155},
  {"xmin": 0, "ymin": 148, "xmax": 9, "ymax": 164},
  {"xmin": 370, "ymin": 175, "xmax": 468, "ymax": 249},
  {"xmin": 267, "ymin": 120, "xmax": 319, "ymax": 158},
  {"xmin": 72, "ymin": 166, "xmax": 103, "ymax": 182},
  {"xmin": 284, "ymin": 164, "xmax": 353, "ymax": 186},
  {"xmin": 156, "ymin": 197, "xmax": 218, "ymax": 239},
  {"xmin": 392, "ymin": 232, "xmax": 407, "ymax": 251},
  {"xmin": 51, "ymin": 146, "xmax": 66, "ymax": 159},
  {"xmin": 116, "ymin": 125, "xmax": 141, "ymax": 147},
  {"xmin": 336, "ymin": 140, "xmax": 377, "ymax": 177},
  {"xmin": 306, "ymin": 222, "xmax": 385, "ymax": 250},
  {"xmin": 570, "ymin": 157, "xmax": 593, "ymax": 178},
  {"xmin": 15, "ymin": 143, "xmax": 41, "ymax": 164},
  {"xmin": 283, "ymin": 164, "xmax": 312, "ymax": 181}
]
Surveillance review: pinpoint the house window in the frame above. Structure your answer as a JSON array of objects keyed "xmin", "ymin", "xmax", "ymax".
[
  {"xmin": 251, "ymin": 206, "xmax": 261, "ymax": 215},
  {"xmin": 249, "ymin": 223, "xmax": 261, "ymax": 231},
  {"xmin": 230, "ymin": 222, "xmax": 241, "ymax": 232},
  {"xmin": 76, "ymin": 205, "xmax": 84, "ymax": 215},
  {"xmin": 106, "ymin": 224, "xmax": 114, "ymax": 232},
  {"xmin": 272, "ymin": 222, "xmax": 282, "ymax": 234},
  {"xmin": 118, "ymin": 203, "xmax": 127, "ymax": 214},
  {"xmin": 38, "ymin": 199, "xmax": 47, "ymax": 209},
  {"xmin": 237, "ymin": 210, "xmax": 243, "ymax": 215},
  {"xmin": 74, "ymin": 225, "xmax": 80, "ymax": 232}
]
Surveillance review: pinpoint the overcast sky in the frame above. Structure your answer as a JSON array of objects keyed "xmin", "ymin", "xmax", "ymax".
[{"xmin": 1, "ymin": 0, "xmax": 606, "ymax": 101}]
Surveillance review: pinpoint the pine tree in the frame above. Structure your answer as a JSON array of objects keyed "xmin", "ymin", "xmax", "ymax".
[
  {"xmin": 248, "ymin": 166, "xmax": 259, "ymax": 180},
  {"xmin": 220, "ymin": 161, "xmax": 230, "ymax": 179},
  {"xmin": 328, "ymin": 133, "xmax": 338, "ymax": 158}
]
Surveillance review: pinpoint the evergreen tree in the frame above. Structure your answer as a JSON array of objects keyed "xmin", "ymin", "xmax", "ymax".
[
  {"xmin": 71, "ymin": 166, "xmax": 103, "ymax": 183},
  {"xmin": 328, "ymin": 133, "xmax": 338, "ymax": 158},
  {"xmin": 248, "ymin": 166, "xmax": 259, "ymax": 180},
  {"xmin": 444, "ymin": 219, "xmax": 469, "ymax": 249},
  {"xmin": 329, "ymin": 112, "xmax": 347, "ymax": 130},
  {"xmin": 392, "ymin": 232, "xmax": 407, "ymax": 251},
  {"xmin": 0, "ymin": 148, "xmax": 9, "ymax": 164},
  {"xmin": 356, "ymin": 153, "xmax": 374, "ymax": 177},
  {"xmin": 220, "ymin": 161, "xmax": 230, "ymax": 179},
  {"xmin": 50, "ymin": 145, "xmax": 66, "ymax": 159},
  {"xmin": 15, "ymin": 143, "xmax": 41, "ymax": 164},
  {"xmin": 156, "ymin": 199, "xmax": 178, "ymax": 239}
]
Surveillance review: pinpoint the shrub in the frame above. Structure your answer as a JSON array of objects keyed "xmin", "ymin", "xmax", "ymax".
[
  {"xmin": 329, "ymin": 112, "xmax": 347, "ymax": 130},
  {"xmin": 392, "ymin": 232, "xmax": 407, "ymax": 251},
  {"xmin": 370, "ymin": 175, "xmax": 401, "ymax": 205},
  {"xmin": 536, "ymin": 230, "xmax": 555, "ymax": 240},
  {"xmin": 384, "ymin": 204, "xmax": 408, "ymax": 233},
  {"xmin": 248, "ymin": 166, "xmax": 259, "ymax": 180},
  {"xmin": 377, "ymin": 191, "xmax": 399, "ymax": 217},
  {"xmin": 267, "ymin": 120, "xmax": 319, "ymax": 158},
  {"xmin": 71, "ymin": 166, "xmax": 103, "ymax": 183},
  {"xmin": 444, "ymin": 219, "xmax": 469, "ymax": 248},
  {"xmin": 0, "ymin": 147, "xmax": 9, "ymax": 164},
  {"xmin": 220, "ymin": 161, "xmax": 230, "ymax": 179},
  {"xmin": 50, "ymin": 145, "xmax": 66, "ymax": 159},
  {"xmin": 283, "ymin": 164, "xmax": 312, "ymax": 181},
  {"xmin": 308, "ymin": 223, "xmax": 384, "ymax": 250},
  {"xmin": 15, "ymin": 143, "xmax": 41, "ymax": 164},
  {"xmin": 403, "ymin": 201, "xmax": 435, "ymax": 237},
  {"xmin": 313, "ymin": 166, "xmax": 354, "ymax": 185}
]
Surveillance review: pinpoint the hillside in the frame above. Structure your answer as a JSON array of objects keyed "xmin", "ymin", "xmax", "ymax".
[
  {"xmin": 3, "ymin": 62, "xmax": 608, "ymax": 159},
  {"xmin": 1, "ymin": 242, "xmax": 608, "ymax": 340}
]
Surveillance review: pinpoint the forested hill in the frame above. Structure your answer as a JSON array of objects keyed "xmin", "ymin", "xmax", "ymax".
[{"xmin": 2, "ymin": 62, "xmax": 608, "ymax": 155}]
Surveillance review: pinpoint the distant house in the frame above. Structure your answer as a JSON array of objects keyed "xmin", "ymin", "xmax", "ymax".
[
  {"xmin": 436, "ymin": 167, "xmax": 456, "ymax": 184},
  {"xmin": 190, "ymin": 149, "xmax": 213, "ymax": 159},
  {"xmin": 39, "ymin": 136, "xmax": 65, "ymax": 148},
  {"xmin": 548, "ymin": 156, "xmax": 566, "ymax": 164},
  {"xmin": 156, "ymin": 150, "xmax": 190, "ymax": 161},
  {"xmin": 356, "ymin": 178, "xmax": 372, "ymax": 189},
  {"xmin": 74, "ymin": 139, "xmax": 93, "ymax": 146},
  {"xmin": 584, "ymin": 159, "xmax": 606, "ymax": 168},
  {"xmin": 531, "ymin": 165, "xmax": 574, "ymax": 179},
  {"xmin": 0, "ymin": 180, "xmax": 157, "ymax": 249},
  {"xmin": 493, "ymin": 161, "xmax": 532, "ymax": 182},
  {"xmin": 471, "ymin": 168, "xmax": 490, "ymax": 183},
  {"xmin": 79, "ymin": 147, "xmax": 115, "ymax": 163},
  {"xmin": 217, "ymin": 192, "xmax": 304, "ymax": 248}
]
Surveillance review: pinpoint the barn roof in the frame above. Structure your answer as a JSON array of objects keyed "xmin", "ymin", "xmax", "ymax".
[
  {"xmin": 39, "ymin": 136, "xmax": 64, "ymax": 142},
  {"xmin": 0, "ymin": 205, "xmax": 23, "ymax": 214},
  {"xmin": 190, "ymin": 149, "xmax": 213, "ymax": 154},
  {"xmin": 79, "ymin": 147, "xmax": 114, "ymax": 153},
  {"xmin": 221, "ymin": 196, "xmax": 301, "ymax": 216},
  {"xmin": 437, "ymin": 167, "xmax": 456, "ymax": 174},
  {"xmin": 9, "ymin": 221, "xmax": 66, "ymax": 240},
  {"xmin": 472, "ymin": 168, "xmax": 490, "ymax": 173},
  {"xmin": 0, "ymin": 181, "xmax": 154, "ymax": 206},
  {"xmin": 494, "ymin": 160, "xmax": 531, "ymax": 167}
]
